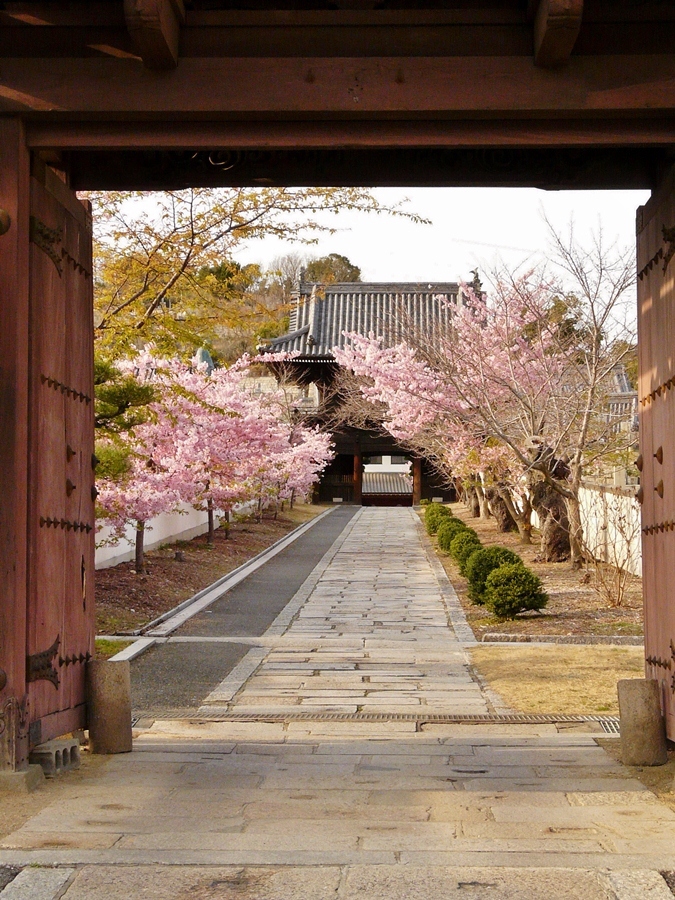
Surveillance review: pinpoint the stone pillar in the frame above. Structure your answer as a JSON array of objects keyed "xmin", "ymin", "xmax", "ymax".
[
  {"xmin": 353, "ymin": 444, "xmax": 363, "ymax": 505},
  {"xmin": 412, "ymin": 457, "xmax": 422, "ymax": 505},
  {"xmin": 87, "ymin": 661, "xmax": 133, "ymax": 754},
  {"xmin": 617, "ymin": 679, "xmax": 667, "ymax": 766},
  {"xmin": 0, "ymin": 119, "xmax": 31, "ymax": 772}
]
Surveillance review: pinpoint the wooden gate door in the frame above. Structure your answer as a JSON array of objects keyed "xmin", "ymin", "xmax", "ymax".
[
  {"xmin": 637, "ymin": 164, "xmax": 675, "ymax": 741},
  {"xmin": 25, "ymin": 162, "xmax": 95, "ymax": 748}
]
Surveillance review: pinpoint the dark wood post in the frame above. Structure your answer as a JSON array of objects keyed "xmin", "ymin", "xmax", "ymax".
[
  {"xmin": 412, "ymin": 457, "xmax": 422, "ymax": 506},
  {"xmin": 0, "ymin": 119, "xmax": 31, "ymax": 772},
  {"xmin": 353, "ymin": 444, "xmax": 363, "ymax": 505}
]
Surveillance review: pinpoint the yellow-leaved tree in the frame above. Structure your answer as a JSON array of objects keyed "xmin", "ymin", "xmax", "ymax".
[{"xmin": 90, "ymin": 187, "xmax": 425, "ymax": 360}]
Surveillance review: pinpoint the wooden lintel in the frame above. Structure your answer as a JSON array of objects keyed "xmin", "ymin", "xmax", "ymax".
[
  {"xmin": 533, "ymin": 0, "xmax": 583, "ymax": 68},
  {"xmin": 124, "ymin": 0, "xmax": 185, "ymax": 70},
  {"xmin": 25, "ymin": 119, "xmax": 675, "ymax": 152},
  {"xmin": 3, "ymin": 55, "xmax": 675, "ymax": 116}
]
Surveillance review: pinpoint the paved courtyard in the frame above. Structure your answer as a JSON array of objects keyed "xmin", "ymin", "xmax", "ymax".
[{"xmin": 1, "ymin": 508, "xmax": 675, "ymax": 899}]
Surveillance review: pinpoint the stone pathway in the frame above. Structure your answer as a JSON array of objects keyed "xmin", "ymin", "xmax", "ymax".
[
  {"xmin": 2, "ymin": 508, "xmax": 675, "ymax": 899},
  {"xmin": 209, "ymin": 508, "xmax": 488, "ymax": 716}
]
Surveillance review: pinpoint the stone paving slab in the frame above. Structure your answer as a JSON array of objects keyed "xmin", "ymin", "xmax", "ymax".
[
  {"xmin": 3, "ymin": 509, "xmax": 675, "ymax": 894},
  {"xmin": 219, "ymin": 509, "xmax": 488, "ymax": 716}
]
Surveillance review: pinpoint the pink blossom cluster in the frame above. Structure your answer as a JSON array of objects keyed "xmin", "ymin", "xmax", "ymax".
[
  {"xmin": 333, "ymin": 273, "xmax": 565, "ymax": 485},
  {"xmin": 96, "ymin": 352, "xmax": 333, "ymax": 543}
]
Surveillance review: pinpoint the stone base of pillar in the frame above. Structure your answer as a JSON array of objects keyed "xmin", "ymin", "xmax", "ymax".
[
  {"xmin": 617, "ymin": 678, "xmax": 667, "ymax": 766},
  {"xmin": 86, "ymin": 660, "xmax": 133, "ymax": 754},
  {"xmin": 0, "ymin": 764, "xmax": 44, "ymax": 793}
]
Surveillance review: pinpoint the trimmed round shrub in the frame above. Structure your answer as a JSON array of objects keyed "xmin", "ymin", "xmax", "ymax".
[
  {"xmin": 436, "ymin": 518, "xmax": 469, "ymax": 553},
  {"xmin": 424, "ymin": 503, "xmax": 452, "ymax": 535},
  {"xmin": 465, "ymin": 546, "xmax": 523, "ymax": 604},
  {"xmin": 484, "ymin": 563, "xmax": 548, "ymax": 620},
  {"xmin": 449, "ymin": 530, "xmax": 482, "ymax": 575}
]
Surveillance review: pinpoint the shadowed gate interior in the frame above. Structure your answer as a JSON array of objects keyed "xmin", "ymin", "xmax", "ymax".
[{"xmin": 1, "ymin": 1, "xmax": 675, "ymax": 768}]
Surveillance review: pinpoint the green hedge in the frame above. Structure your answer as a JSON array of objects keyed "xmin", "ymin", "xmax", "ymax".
[
  {"xmin": 436, "ymin": 518, "xmax": 468, "ymax": 552},
  {"xmin": 484, "ymin": 563, "xmax": 548, "ymax": 620},
  {"xmin": 465, "ymin": 546, "xmax": 523, "ymax": 605},
  {"xmin": 424, "ymin": 503, "xmax": 452, "ymax": 535},
  {"xmin": 449, "ymin": 530, "xmax": 482, "ymax": 575}
]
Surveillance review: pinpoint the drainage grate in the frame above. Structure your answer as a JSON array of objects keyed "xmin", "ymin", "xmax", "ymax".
[
  {"xmin": 599, "ymin": 718, "xmax": 621, "ymax": 734},
  {"xmin": 133, "ymin": 709, "xmax": 620, "ymax": 729}
]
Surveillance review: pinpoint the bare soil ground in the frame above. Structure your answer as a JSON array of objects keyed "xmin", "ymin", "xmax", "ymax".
[
  {"xmin": 469, "ymin": 645, "xmax": 643, "ymax": 715},
  {"xmin": 432, "ymin": 502, "xmax": 643, "ymax": 640},
  {"xmin": 95, "ymin": 504, "xmax": 326, "ymax": 635},
  {"xmin": 597, "ymin": 738, "xmax": 675, "ymax": 814},
  {"xmin": 0, "ymin": 752, "xmax": 110, "ymax": 840}
]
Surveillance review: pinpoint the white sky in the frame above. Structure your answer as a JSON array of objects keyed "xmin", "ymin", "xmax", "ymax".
[{"xmin": 231, "ymin": 187, "xmax": 651, "ymax": 283}]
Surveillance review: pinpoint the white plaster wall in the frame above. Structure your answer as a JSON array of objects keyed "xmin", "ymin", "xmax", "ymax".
[
  {"xmin": 579, "ymin": 484, "xmax": 642, "ymax": 577},
  {"xmin": 530, "ymin": 484, "xmax": 641, "ymax": 577},
  {"xmin": 95, "ymin": 503, "xmax": 219, "ymax": 569},
  {"xmin": 363, "ymin": 455, "xmax": 412, "ymax": 474}
]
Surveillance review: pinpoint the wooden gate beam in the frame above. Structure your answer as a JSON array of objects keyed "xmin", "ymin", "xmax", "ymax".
[
  {"xmin": 24, "ymin": 117, "xmax": 675, "ymax": 151},
  {"xmin": 530, "ymin": 0, "xmax": 583, "ymax": 68},
  {"xmin": 1, "ymin": 54, "xmax": 675, "ymax": 116},
  {"xmin": 124, "ymin": 0, "xmax": 185, "ymax": 70},
  {"xmin": 0, "ymin": 119, "xmax": 31, "ymax": 771}
]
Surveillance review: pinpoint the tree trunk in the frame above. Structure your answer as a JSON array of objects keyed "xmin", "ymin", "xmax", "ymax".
[
  {"xmin": 135, "ymin": 520, "xmax": 145, "ymax": 574},
  {"xmin": 485, "ymin": 487, "xmax": 517, "ymax": 533},
  {"xmin": 466, "ymin": 486, "xmax": 480, "ymax": 518},
  {"xmin": 566, "ymin": 494, "xmax": 585, "ymax": 568},
  {"xmin": 223, "ymin": 508, "xmax": 230, "ymax": 540},
  {"xmin": 207, "ymin": 497, "xmax": 215, "ymax": 546},
  {"xmin": 475, "ymin": 482, "xmax": 491, "ymax": 520},
  {"xmin": 290, "ymin": 489, "xmax": 295, "ymax": 510},
  {"xmin": 530, "ymin": 481, "xmax": 570, "ymax": 561},
  {"xmin": 497, "ymin": 486, "xmax": 531, "ymax": 543}
]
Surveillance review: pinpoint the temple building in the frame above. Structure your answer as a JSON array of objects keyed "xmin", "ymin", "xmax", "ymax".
[{"xmin": 265, "ymin": 281, "xmax": 460, "ymax": 506}]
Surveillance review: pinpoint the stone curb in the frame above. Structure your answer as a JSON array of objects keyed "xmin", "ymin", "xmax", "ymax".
[
  {"xmin": 602, "ymin": 869, "xmax": 674, "ymax": 899},
  {"xmin": 481, "ymin": 634, "xmax": 644, "ymax": 645},
  {"xmin": 109, "ymin": 636, "xmax": 156, "ymax": 662},
  {"xmin": 411, "ymin": 511, "xmax": 477, "ymax": 644},
  {"xmin": 0, "ymin": 867, "xmax": 75, "ymax": 899}
]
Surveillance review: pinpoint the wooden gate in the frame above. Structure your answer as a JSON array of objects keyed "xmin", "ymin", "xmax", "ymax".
[
  {"xmin": 637, "ymin": 165, "xmax": 675, "ymax": 740},
  {"xmin": 25, "ymin": 162, "xmax": 95, "ymax": 748}
]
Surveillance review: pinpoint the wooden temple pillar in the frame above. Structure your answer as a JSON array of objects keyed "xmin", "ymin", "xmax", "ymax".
[
  {"xmin": 412, "ymin": 457, "xmax": 423, "ymax": 506},
  {"xmin": 353, "ymin": 444, "xmax": 363, "ymax": 505},
  {"xmin": 0, "ymin": 118, "xmax": 31, "ymax": 772}
]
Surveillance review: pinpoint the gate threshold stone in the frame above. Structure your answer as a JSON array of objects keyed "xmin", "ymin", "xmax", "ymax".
[{"xmin": 2, "ymin": 865, "xmax": 673, "ymax": 899}]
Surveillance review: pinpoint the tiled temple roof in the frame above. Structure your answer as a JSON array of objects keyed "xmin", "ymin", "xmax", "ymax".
[
  {"xmin": 266, "ymin": 281, "xmax": 459, "ymax": 359},
  {"xmin": 362, "ymin": 472, "xmax": 413, "ymax": 495}
]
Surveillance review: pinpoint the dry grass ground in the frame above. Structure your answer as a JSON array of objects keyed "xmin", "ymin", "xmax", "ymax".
[
  {"xmin": 95, "ymin": 503, "xmax": 326, "ymax": 634},
  {"xmin": 469, "ymin": 645, "xmax": 643, "ymax": 715},
  {"xmin": 432, "ymin": 502, "xmax": 643, "ymax": 639}
]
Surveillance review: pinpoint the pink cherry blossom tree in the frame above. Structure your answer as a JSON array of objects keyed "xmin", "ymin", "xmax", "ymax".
[
  {"xmin": 335, "ymin": 234, "xmax": 636, "ymax": 566},
  {"xmin": 97, "ymin": 351, "xmax": 334, "ymax": 571}
]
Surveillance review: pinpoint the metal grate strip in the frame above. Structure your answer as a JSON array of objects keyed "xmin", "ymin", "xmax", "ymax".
[{"xmin": 133, "ymin": 710, "xmax": 620, "ymax": 727}]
